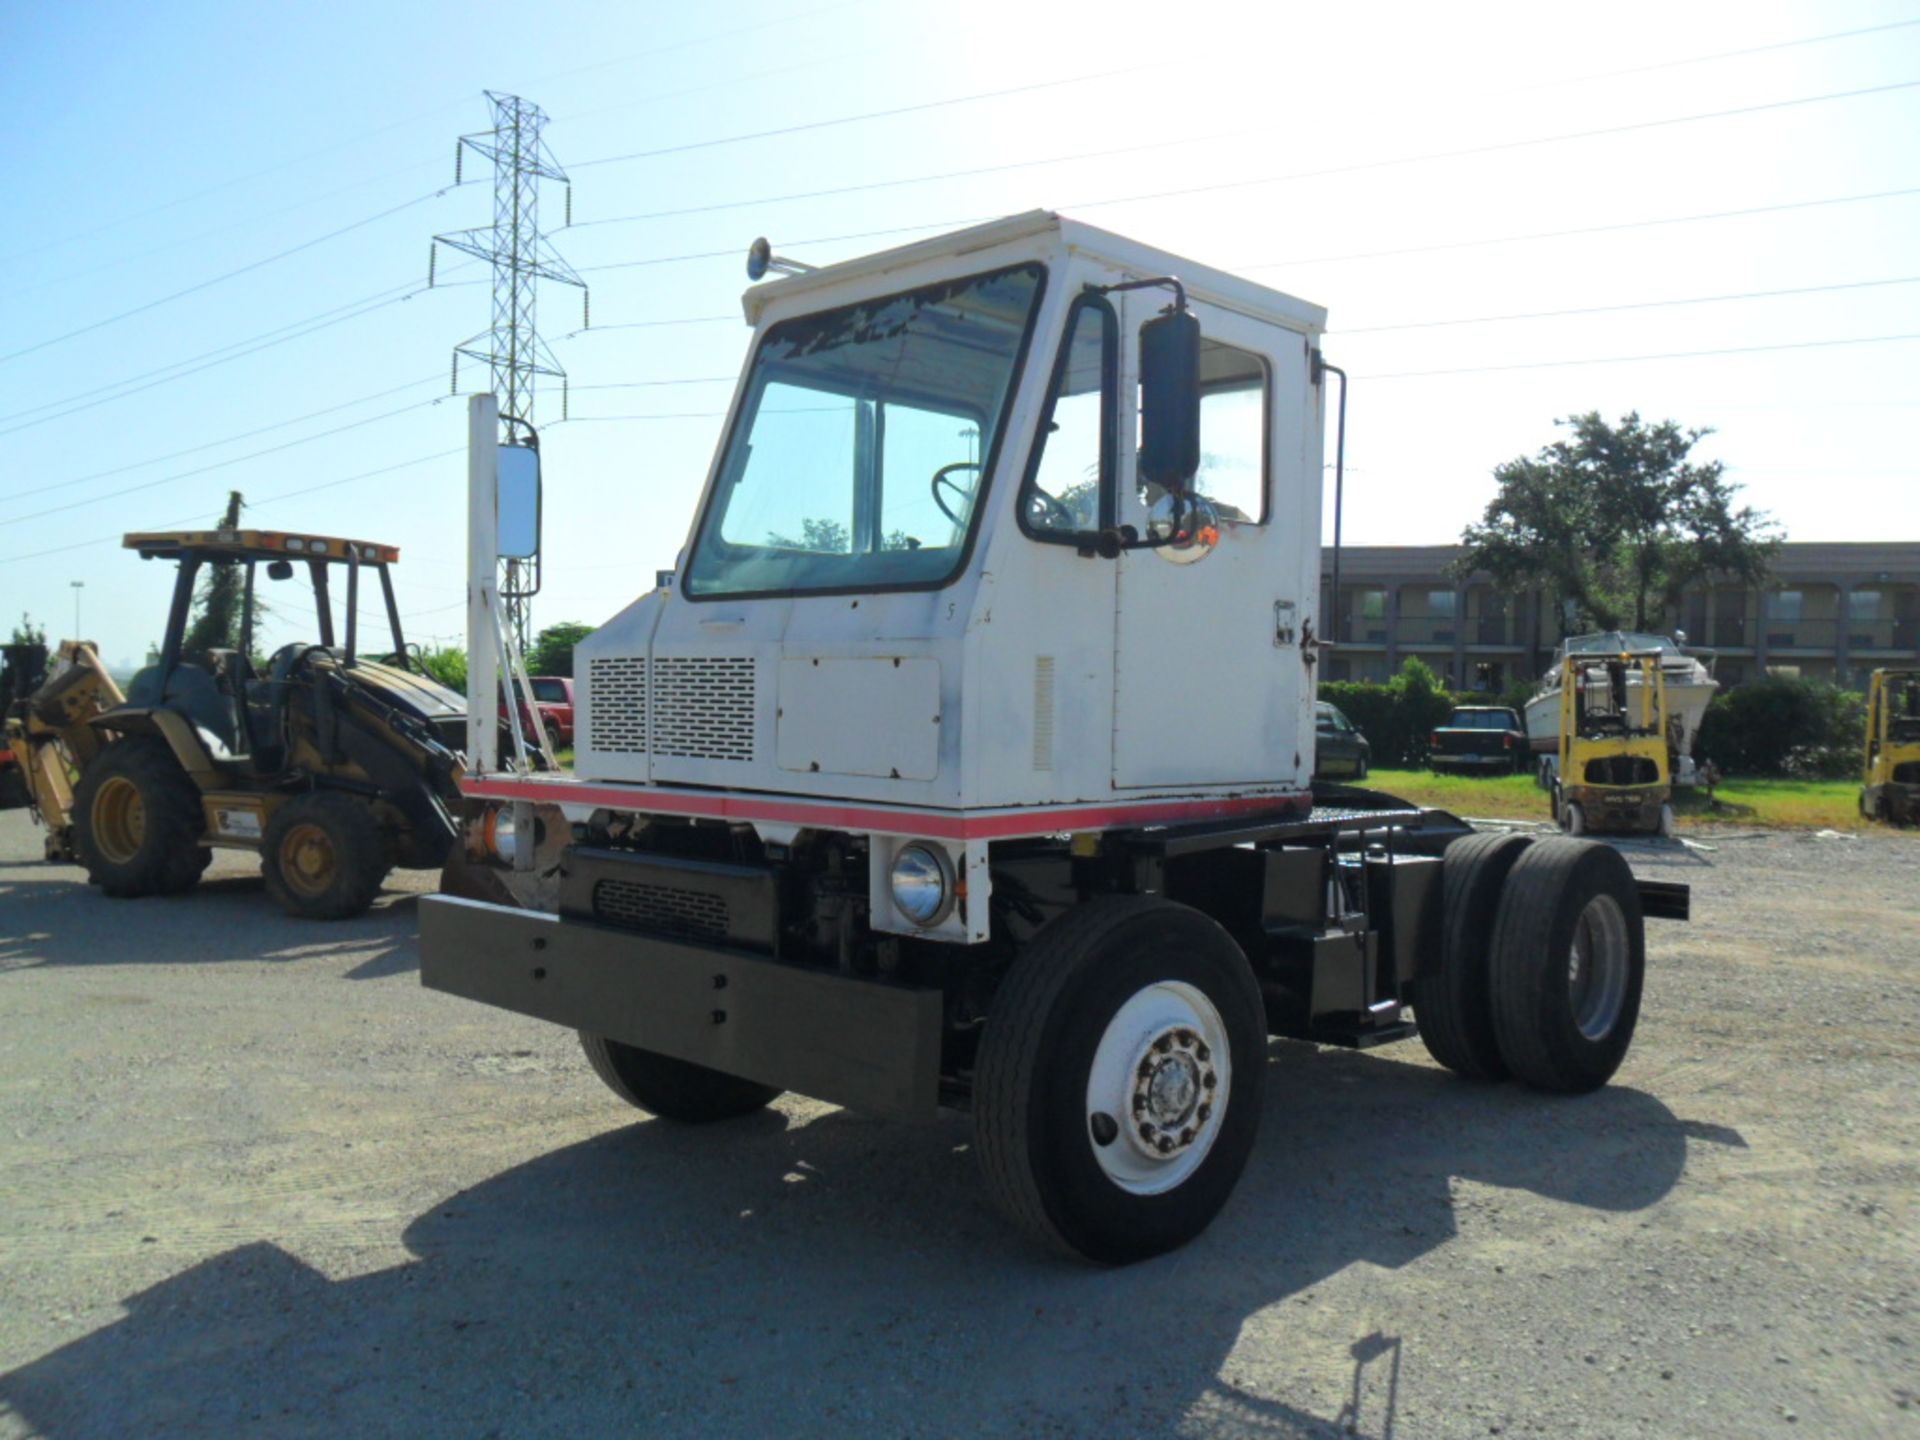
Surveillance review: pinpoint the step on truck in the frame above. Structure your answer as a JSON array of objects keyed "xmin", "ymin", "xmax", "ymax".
[{"xmin": 422, "ymin": 212, "xmax": 1689, "ymax": 1263}]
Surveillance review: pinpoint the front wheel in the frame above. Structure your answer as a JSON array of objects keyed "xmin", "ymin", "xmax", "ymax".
[
  {"xmin": 579, "ymin": 1033, "xmax": 781, "ymax": 1122},
  {"xmin": 1355, "ymin": 754, "xmax": 1369, "ymax": 780},
  {"xmin": 974, "ymin": 896, "xmax": 1266, "ymax": 1264},
  {"xmin": 262, "ymin": 791, "xmax": 391, "ymax": 919}
]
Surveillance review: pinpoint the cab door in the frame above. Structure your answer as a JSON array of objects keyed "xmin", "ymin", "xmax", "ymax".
[{"xmin": 1111, "ymin": 292, "xmax": 1311, "ymax": 789}]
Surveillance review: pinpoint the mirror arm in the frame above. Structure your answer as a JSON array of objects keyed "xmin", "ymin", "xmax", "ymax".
[{"xmin": 1087, "ymin": 275, "xmax": 1188, "ymax": 312}]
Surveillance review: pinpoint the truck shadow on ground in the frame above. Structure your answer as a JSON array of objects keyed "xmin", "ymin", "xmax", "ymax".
[
  {"xmin": 0, "ymin": 1047, "xmax": 1736, "ymax": 1439},
  {"xmin": 0, "ymin": 859, "xmax": 422, "ymax": 979}
]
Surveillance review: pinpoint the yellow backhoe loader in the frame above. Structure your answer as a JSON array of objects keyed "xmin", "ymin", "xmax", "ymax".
[{"xmin": 10, "ymin": 528, "xmax": 491, "ymax": 918}]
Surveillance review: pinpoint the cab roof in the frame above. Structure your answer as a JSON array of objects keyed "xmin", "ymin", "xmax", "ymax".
[
  {"xmin": 123, "ymin": 529, "xmax": 400, "ymax": 564},
  {"xmin": 740, "ymin": 210, "xmax": 1327, "ymax": 335}
]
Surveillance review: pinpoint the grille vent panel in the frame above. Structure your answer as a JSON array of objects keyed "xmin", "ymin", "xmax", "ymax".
[
  {"xmin": 593, "ymin": 878, "xmax": 728, "ymax": 941},
  {"xmin": 586, "ymin": 657, "xmax": 649, "ymax": 754},
  {"xmin": 652, "ymin": 657, "xmax": 757, "ymax": 762}
]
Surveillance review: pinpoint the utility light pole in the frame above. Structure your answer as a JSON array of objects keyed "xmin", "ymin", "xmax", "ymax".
[{"xmin": 70, "ymin": 580, "xmax": 84, "ymax": 639}]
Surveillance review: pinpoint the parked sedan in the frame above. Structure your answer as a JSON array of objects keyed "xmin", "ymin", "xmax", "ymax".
[{"xmin": 1314, "ymin": 700, "xmax": 1371, "ymax": 780}]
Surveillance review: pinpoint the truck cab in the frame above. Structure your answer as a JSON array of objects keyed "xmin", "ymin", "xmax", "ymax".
[{"xmin": 425, "ymin": 212, "xmax": 1685, "ymax": 1263}]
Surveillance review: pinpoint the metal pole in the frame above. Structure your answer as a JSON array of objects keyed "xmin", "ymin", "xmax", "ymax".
[
  {"xmin": 1321, "ymin": 363, "xmax": 1349, "ymax": 646},
  {"xmin": 468, "ymin": 393, "xmax": 501, "ymax": 775},
  {"xmin": 70, "ymin": 580, "xmax": 83, "ymax": 639}
]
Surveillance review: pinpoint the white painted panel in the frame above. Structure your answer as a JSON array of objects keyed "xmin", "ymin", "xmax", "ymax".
[{"xmin": 777, "ymin": 657, "xmax": 942, "ymax": 780}]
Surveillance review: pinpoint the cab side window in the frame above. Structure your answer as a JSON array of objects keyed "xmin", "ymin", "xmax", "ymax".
[
  {"xmin": 1193, "ymin": 340, "xmax": 1268, "ymax": 524},
  {"xmin": 1022, "ymin": 296, "xmax": 1114, "ymax": 538}
]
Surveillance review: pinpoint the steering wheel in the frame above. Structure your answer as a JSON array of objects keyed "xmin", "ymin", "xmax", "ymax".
[
  {"xmin": 930, "ymin": 461, "xmax": 982, "ymax": 526},
  {"xmin": 1025, "ymin": 487, "xmax": 1077, "ymax": 530}
]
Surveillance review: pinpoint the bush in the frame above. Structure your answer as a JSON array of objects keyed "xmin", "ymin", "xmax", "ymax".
[
  {"xmin": 1321, "ymin": 657, "xmax": 1459, "ymax": 767},
  {"xmin": 1695, "ymin": 675, "xmax": 1864, "ymax": 779}
]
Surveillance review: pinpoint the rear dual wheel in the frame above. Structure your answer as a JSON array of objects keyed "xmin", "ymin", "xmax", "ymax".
[
  {"xmin": 1419, "ymin": 833, "xmax": 1643, "ymax": 1093},
  {"xmin": 974, "ymin": 896, "xmax": 1266, "ymax": 1264}
]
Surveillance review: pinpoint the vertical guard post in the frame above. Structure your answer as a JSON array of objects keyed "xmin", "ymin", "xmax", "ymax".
[{"xmin": 467, "ymin": 393, "xmax": 501, "ymax": 776}]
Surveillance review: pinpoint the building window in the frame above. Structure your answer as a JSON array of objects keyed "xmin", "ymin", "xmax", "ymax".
[
  {"xmin": 1426, "ymin": 589, "xmax": 1457, "ymax": 618},
  {"xmin": 1848, "ymin": 589, "xmax": 1881, "ymax": 622},
  {"xmin": 1768, "ymin": 590, "xmax": 1803, "ymax": 622}
]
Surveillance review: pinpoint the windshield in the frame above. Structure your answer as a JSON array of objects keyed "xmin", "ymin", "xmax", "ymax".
[
  {"xmin": 684, "ymin": 264, "xmax": 1045, "ymax": 598},
  {"xmin": 1564, "ymin": 631, "xmax": 1680, "ymax": 655}
]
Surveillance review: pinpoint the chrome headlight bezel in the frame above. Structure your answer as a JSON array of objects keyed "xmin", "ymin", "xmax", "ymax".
[{"xmin": 889, "ymin": 842, "xmax": 954, "ymax": 927}]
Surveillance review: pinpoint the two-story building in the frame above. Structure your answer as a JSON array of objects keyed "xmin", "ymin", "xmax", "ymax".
[{"xmin": 1318, "ymin": 542, "xmax": 1920, "ymax": 691}]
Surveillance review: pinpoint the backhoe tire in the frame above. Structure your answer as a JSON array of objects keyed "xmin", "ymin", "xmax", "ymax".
[
  {"xmin": 262, "ymin": 791, "xmax": 390, "ymax": 920},
  {"xmin": 0, "ymin": 766, "xmax": 30, "ymax": 810},
  {"xmin": 973, "ymin": 896, "xmax": 1266, "ymax": 1265},
  {"xmin": 1414, "ymin": 831, "xmax": 1533, "ymax": 1081},
  {"xmin": 72, "ymin": 736, "xmax": 210, "ymax": 897},
  {"xmin": 1488, "ymin": 838, "xmax": 1644, "ymax": 1094},
  {"xmin": 579, "ymin": 1033, "xmax": 781, "ymax": 1122}
]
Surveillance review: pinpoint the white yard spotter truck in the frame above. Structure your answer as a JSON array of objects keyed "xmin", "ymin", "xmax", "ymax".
[{"xmin": 422, "ymin": 212, "xmax": 1688, "ymax": 1264}]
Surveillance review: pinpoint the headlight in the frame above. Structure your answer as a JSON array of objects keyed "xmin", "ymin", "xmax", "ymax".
[
  {"xmin": 481, "ymin": 806, "xmax": 517, "ymax": 864},
  {"xmin": 889, "ymin": 842, "xmax": 953, "ymax": 926}
]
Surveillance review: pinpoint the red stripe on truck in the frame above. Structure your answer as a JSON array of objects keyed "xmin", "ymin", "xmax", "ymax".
[{"xmin": 458, "ymin": 775, "xmax": 1310, "ymax": 841}]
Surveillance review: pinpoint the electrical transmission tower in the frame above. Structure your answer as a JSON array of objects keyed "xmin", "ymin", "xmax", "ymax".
[{"xmin": 432, "ymin": 90, "xmax": 586, "ymax": 651}]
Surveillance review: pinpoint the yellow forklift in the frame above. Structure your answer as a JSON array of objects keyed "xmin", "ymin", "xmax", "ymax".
[
  {"xmin": 1861, "ymin": 667, "xmax": 1920, "ymax": 825},
  {"xmin": 1549, "ymin": 652, "xmax": 1676, "ymax": 839},
  {"xmin": 11, "ymin": 528, "xmax": 478, "ymax": 918}
]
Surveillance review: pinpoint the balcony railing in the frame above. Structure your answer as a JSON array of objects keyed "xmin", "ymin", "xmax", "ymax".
[
  {"xmin": 1762, "ymin": 619, "xmax": 1839, "ymax": 650},
  {"xmin": 1395, "ymin": 616, "xmax": 1458, "ymax": 646},
  {"xmin": 1847, "ymin": 618, "xmax": 1919, "ymax": 651}
]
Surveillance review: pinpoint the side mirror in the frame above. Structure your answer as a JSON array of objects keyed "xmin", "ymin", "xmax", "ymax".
[
  {"xmin": 266, "ymin": 559, "xmax": 294, "ymax": 581},
  {"xmin": 1137, "ymin": 307, "xmax": 1201, "ymax": 492},
  {"xmin": 497, "ymin": 444, "xmax": 541, "ymax": 560}
]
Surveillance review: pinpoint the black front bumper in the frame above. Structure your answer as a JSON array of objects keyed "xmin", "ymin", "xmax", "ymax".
[{"xmin": 420, "ymin": 895, "xmax": 944, "ymax": 1122}]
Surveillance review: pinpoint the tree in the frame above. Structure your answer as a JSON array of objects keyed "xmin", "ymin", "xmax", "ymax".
[
  {"xmin": 767, "ymin": 518, "xmax": 918, "ymax": 552},
  {"xmin": 8, "ymin": 613, "xmax": 46, "ymax": 647},
  {"xmin": 1457, "ymin": 412, "xmax": 1779, "ymax": 634},
  {"xmin": 526, "ymin": 622, "xmax": 593, "ymax": 678},
  {"xmin": 180, "ymin": 491, "xmax": 252, "ymax": 663},
  {"xmin": 414, "ymin": 644, "xmax": 468, "ymax": 691}
]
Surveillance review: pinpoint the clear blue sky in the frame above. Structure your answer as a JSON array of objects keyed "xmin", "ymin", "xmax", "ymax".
[{"xmin": 3, "ymin": 0, "xmax": 1916, "ymax": 672}]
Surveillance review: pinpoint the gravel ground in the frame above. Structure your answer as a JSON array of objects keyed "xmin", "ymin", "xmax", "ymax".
[{"xmin": 0, "ymin": 809, "xmax": 1915, "ymax": 1439}]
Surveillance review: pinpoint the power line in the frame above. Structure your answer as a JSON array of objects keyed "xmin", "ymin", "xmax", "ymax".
[
  {"xmin": 1334, "ymin": 275, "xmax": 1920, "ymax": 335},
  {"xmin": 0, "ymin": 187, "xmax": 457, "ymax": 368},
  {"xmin": 0, "ymin": 396, "xmax": 451, "ymax": 527},
  {"xmin": 1235, "ymin": 185, "xmax": 1920, "ymax": 273},
  {"xmin": 1357, "ymin": 331, "xmax": 1920, "ymax": 381},
  {"xmin": 0, "ymin": 267, "xmax": 474, "ymax": 435},
  {"xmin": 1063, "ymin": 79, "xmax": 1920, "ymax": 217},
  {"xmin": 0, "ymin": 448, "xmax": 465, "ymax": 567},
  {"xmin": 567, "ymin": 30, "xmax": 1920, "ymax": 232},
  {"xmin": 0, "ymin": 374, "xmax": 444, "ymax": 503},
  {"xmin": 571, "ymin": 61, "xmax": 1156, "ymax": 170},
  {"xmin": 563, "ymin": 314, "xmax": 733, "ymax": 337}
]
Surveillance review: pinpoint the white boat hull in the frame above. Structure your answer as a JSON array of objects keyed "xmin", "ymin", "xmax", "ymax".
[{"xmin": 1525, "ymin": 678, "xmax": 1717, "ymax": 758}]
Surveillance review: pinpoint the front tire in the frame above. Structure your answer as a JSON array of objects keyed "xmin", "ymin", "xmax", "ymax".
[
  {"xmin": 261, "ymin": 791, "xmax": 390, "ymax": 919},
  {"xmin": 1488, "ymin": 838, "xmax": 1645, "ymax": 1093},
  {"xmin": 974, "ymin": 896, "xmax": 1266, "ymax": 1264},
  {"xmin": 579, "ymin": 1033, "xmax": 781, "ymax": 1122},
  {"xmin": 72, "ymin": 736, "xmax": 210, "ymax": 897}
]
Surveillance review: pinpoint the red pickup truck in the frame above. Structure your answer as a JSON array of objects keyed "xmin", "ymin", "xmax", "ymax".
[{"xmin": 497, "ymin": 677, "xmax": 575, "ymax": 747}]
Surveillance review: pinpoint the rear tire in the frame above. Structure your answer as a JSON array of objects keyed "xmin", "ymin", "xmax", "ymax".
[
  {"xmin": 1488, "ymin": 838, "xmax": 1645, "ymax": 1093},
  {"xmin": 974, "ymin": 896, "xmax": 1266, "ymax": 1264},
  {"xmin": 579, "ymin": 1033, "xmax": 781, "ymax": 1122},
  {"xmin": 72, "ymin": 736, "xmax": 210, "ymax": 897},
  {"xmin": 0, "ymin": 765, "xmax": 30, "ymax": 810},
  {"xmin": 1560, "ymin": 801, "xmax": 1586, "ymax": 836},
  {"xmin": 261, "ymin": 791, "xmax": 390, "ymax": 919},
  {"xmin": 1415, "ymin": 832, "xmax": 1533, "ymax": 1080},
  {"xmin": 1658, "ymin": 803, "xmax": 1677, "ymax": 839}
]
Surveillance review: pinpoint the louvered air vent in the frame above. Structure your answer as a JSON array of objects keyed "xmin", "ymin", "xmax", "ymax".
[
  {"xmin": 586, "ymin": 656, "xmax": 649, "ymax": 753},
  {"xmin": 652, "ymin": 657, "xmax": 756, "ymax": 762}
]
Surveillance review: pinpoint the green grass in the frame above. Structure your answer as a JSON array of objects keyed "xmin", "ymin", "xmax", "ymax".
[{"xmin": 1367, "ymin": 766, "xmax": 1880, "ymax": 833}]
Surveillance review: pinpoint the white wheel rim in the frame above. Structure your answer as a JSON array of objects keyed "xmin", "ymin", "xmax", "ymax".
[
  {"xmin": 1084, "ymin": 980, "xmax": 1232, "ymax": 1195},
  {"xmin": 1568, "ymin": 893, "xmax": 1630, "ymax": 1041}
]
